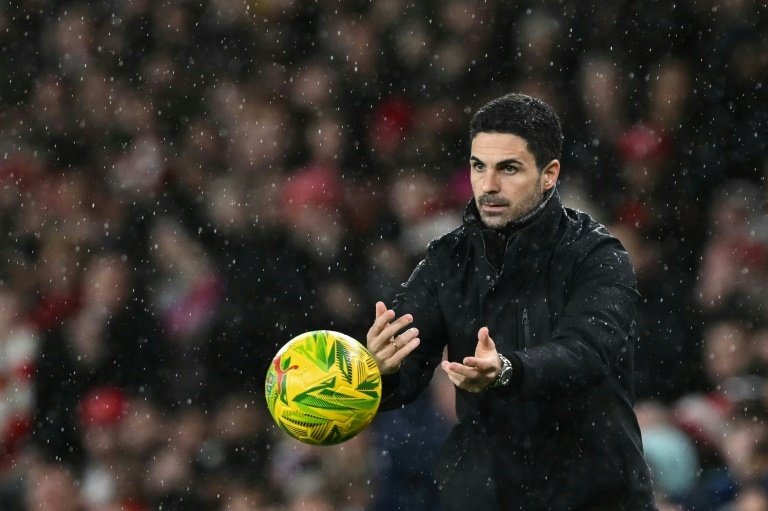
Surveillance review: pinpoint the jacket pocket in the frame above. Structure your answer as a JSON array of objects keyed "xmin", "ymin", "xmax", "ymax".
[
  {"xmin": 515, "ymin": 303, "xmax": 531, "ymax": 349},
  {"xmin": 522, "ymin": 306, "xmax": 531, "ymax": 348}
]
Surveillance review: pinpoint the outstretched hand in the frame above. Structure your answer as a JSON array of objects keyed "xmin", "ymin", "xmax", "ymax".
[
  {"xmin": 441, "ymin": 327, "xmax": 502, "ymax": 392},
  {"xmin": 366, "ymin": 301, "xmax": 421, "ymax": 375}
]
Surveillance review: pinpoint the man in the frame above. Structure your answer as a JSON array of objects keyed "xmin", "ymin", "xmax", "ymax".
[{"xmin": 366, "ymin": 93, "xmax": 657, "ymax": 511}]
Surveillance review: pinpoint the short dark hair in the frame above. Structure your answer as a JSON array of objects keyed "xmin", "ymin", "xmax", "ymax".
[{"xmin": 469, "ymin": 93, "xmax": 563, "ymax": 170}]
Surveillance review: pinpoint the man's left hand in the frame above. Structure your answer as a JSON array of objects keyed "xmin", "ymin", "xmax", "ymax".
[{"xmin": 441, "ymin": 327, "xmax": 502, "ymax": 392}]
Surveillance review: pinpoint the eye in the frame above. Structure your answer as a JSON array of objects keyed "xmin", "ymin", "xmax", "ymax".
[
  {"xmin": 472, "ymin": 162, "xmax": 485, "ymax": 171},
  {"xmin": 502, "ymin": 165, "xmax": 519, "ymax": 174}
]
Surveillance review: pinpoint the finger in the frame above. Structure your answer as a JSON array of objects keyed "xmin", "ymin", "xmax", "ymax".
[
  {"xmin": 367, "ymin": 308, "xmax": 396, "ymax": 340},
  {"xmin": 445, "ymin": 372, "xmax": 462, "ymax": 388},
  {"xmin": 375, "ymin": 328, "xmax": 418, "ymax": 367},
  {"xmin": 388, "ymin": 337, "xmax": 420, "ymax": 367},
  {"xmin": 444, "ymin": 361, "xmax": 480, "ymax": 379},
  {"xmin": 376, "ymin": 328, "xmax": 419, "ymax": 359},
  {"xmin": 477, "ymin": 326, "xmax": 495, "ymax": 349},
  {"xmin": 462, "ymin": 356, "xmax": 496, "ymax": 371},
  {"xmin": 377, "ymin": 336, "xmax": 417, "ymax": 374},
  {"xmin": 367, "ymin": 303, "xmax": 394, "ymax": 350},
  {"xmin": 440, "ymin": 360, "xmax": 464, "ymax": 385},
  {"xmin": 441, "ymin": 361, "xmax": 463, "ymax": 387},
  {"xmin": 378, "ymin": 313, "xmax": 414, "ymax": 342},
  {"xmin": 374, "ymin": 341, "xmax": 399, "ymax": 364},
  {"xmin": 392, "ymin": 327, "xmax": 419, "ymax": 349}
]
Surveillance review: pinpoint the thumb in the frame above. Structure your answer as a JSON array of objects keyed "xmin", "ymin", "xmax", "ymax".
[{"xmin": 477, "ymin": 327, "xmax": 495, "ymax": 350}]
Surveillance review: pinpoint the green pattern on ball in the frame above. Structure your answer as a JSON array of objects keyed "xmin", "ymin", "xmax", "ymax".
[{"xmin": 265, "ymin": 330, "xmax": 382, "ymax": 446}]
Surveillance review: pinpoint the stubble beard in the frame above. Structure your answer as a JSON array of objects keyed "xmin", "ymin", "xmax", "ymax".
[{"xmin": 478, "ymin": 186, "xmax": 543, "ymax": 230}]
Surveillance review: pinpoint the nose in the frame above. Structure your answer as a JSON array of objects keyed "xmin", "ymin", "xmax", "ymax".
[{"xmin": 480, "ymin": 169, "xmax": 501, "ymax": 194}]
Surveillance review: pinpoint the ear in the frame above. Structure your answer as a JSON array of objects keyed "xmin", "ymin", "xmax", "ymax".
[{"xmin": 541, "ymin": 160, "xmax": 560, "ymax": 191}]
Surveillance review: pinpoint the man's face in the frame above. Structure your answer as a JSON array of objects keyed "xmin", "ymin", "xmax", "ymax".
[{"xmin": 470, "ymin": 132, "xmax": 559, "ymax": 229}]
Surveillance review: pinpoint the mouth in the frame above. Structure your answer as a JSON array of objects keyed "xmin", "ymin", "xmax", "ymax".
[
  {"xmin": 478, "ymin": 198, "xmax": 509, "ymax": 215},
  {"xmin": 481, "ymin": 204, "xmax": 507, "ymax": 215}
]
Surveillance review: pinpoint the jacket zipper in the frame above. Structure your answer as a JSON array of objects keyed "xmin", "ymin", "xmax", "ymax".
[{"xmin": 522, "ymin": 306, "xmax": 533, "ymax": 504}]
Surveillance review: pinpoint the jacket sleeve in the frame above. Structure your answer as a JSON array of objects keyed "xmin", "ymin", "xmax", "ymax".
[
  {"xmin": 375, "ymin": 245, "xmax": 448, "ymax": 411},
  {"xmin": 511, "ymin": 237, "xmax": 639, "ymax": 398}
]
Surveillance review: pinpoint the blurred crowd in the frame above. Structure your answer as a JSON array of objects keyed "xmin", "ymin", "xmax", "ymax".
[{"xmin": 0, "ymin": 0, "xmax": 766, "ymax": 510}]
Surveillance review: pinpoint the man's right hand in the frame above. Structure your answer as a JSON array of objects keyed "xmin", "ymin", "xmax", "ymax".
[{"xmin": 366, "ymin": 301, "xmax": 421, "ymax": 375}]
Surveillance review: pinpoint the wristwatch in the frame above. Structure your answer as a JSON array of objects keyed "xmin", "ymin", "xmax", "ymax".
[{"xmin": 490, "ymin": 353, "xmax": 514, "ymax": 387}]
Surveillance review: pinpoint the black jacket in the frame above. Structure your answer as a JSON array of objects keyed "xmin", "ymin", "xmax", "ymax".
[{"xmin": 378, "ymin": 189, "xmax": 656, "ymax": 511}]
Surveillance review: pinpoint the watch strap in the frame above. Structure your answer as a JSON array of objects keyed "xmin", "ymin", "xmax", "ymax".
[{"xmin": 490, "ymin": 353, "xmax": 513, "ymax": 388}]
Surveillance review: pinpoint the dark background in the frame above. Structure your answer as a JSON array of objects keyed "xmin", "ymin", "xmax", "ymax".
[{"xmin": 0, "ymin": 1, "xmax": 766, "ymax": 510}]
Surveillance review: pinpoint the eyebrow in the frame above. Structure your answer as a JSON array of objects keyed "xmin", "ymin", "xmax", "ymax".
[{"xmin": 469, "ymin": 156, "xmax": 524, "ymax": 168}]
